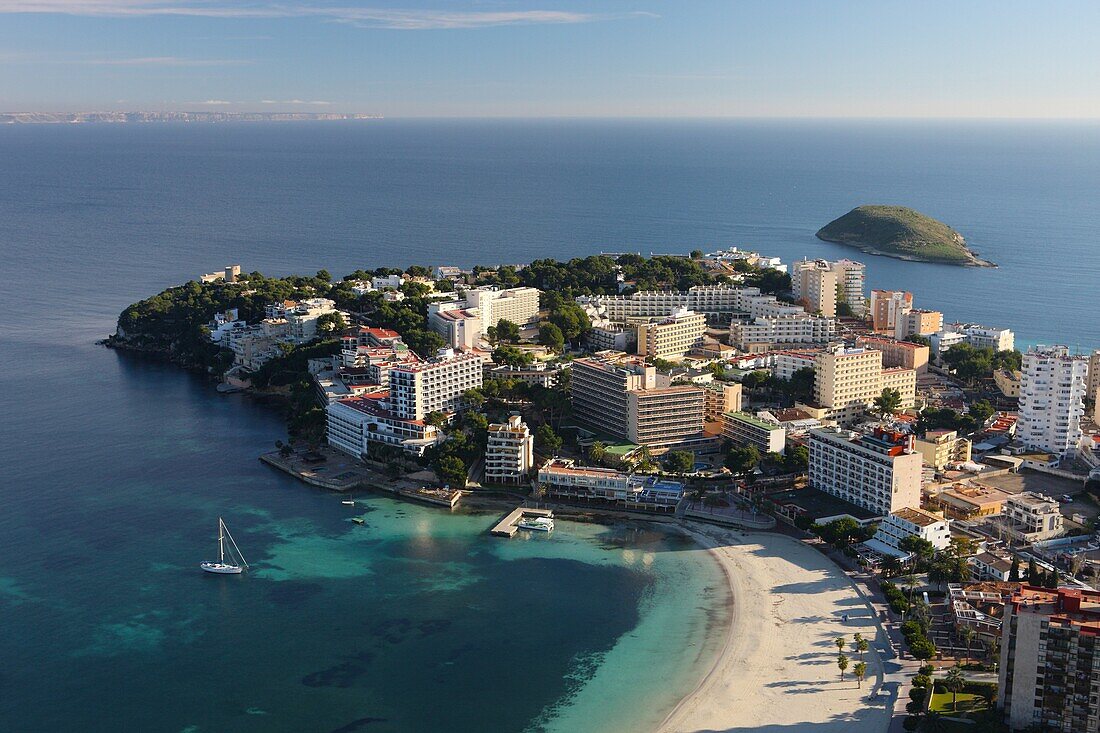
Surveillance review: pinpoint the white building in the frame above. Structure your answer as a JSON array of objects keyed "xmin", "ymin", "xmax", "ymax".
[
  {"xmin": 428, "ymin": 304, "xmax": 482, "ymax": 350},
  {"xmin": 865, "ymin": 507, "xmax": 951, "ymax": 560},
  {"xmin": 579, "ymin": 284, "xmax": 764, "ymax": 322},
  {"xmin": 372, "ymin": 274, "xmax": 405, "ymax": 291},
  {"xmin": 790, "ymin": 259, "xmax": 865, "ymax": 317},
  {"xmin": 721, "ymin": 411, "xmax": 786, "ymax": 454},
  {"xmin": 932, "ymin": 323, "xmax": 1015, "ymax": 357},
  {"xmin": 388, "ymin": 350, "xmax": 484, "ymax": 421},
  {"xmin": 485, "ymin": 415, "xmax": 534, "ymax": 485},
  {"xmin": 728, "ymin": 313, "xmax": 835, "ymax": 350},
  {"xmin": 464, "ymin": 286, "xmax": 541, "ymax": 330},
  {"xmin": 1002, "ymin": 492, "xmax": 1065, "ymax": 543},
  {"xmin": 536, "ymin": 458, "xmax": 684, "ymax": 511},
  {"xmin": 326, "ymin": 391, "xmax": 441, "ymax": 457},
  {"xmin": 1018, "ymin": 346, "xmax": 1088, "ymax": 456},
  {"xmin": 808, "ymin": 427, "xmax": 923, "ymax": 516}
]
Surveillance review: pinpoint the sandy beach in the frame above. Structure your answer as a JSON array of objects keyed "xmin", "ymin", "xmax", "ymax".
[{"xmin": 657, "ymin": 526, "xmax": 895, "ymax": 733}]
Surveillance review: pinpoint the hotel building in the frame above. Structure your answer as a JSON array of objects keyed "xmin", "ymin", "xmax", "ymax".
[
  {"xmin": 485, "ymin": 415, "xmax": 534, "ymax": 485},
  {"xmin": 999, "ymin": 586, "xmax": 1100, "ymax": 732},
  {"xmin": 808, "ymin": 346, "xmax": 916, "ymax": 426},
  {"xmin": 808, "ymin": 427, "xmax": 923, "ymax": 516},
  {"xmin": 636, "ymin": 308, "xmax": 706, "ymax": 360},
  {"xmin": 1018, "ymin": 346, "xmax": 1088, "ymax": 456},
  {"xmin": 388, "ymin": 350, "xmax": 484, "ymax": 421},
  {"xmin": 728, "ymin": 312, "xmax": 836, "ymax": 350},
  {"xmin": 855, "ymin": 335, "xmax": 930, "ymax": 373},
  {"xmin": 894, "ymin": 308, "xmax": 943, "ymax": 341},
  {"xmin": 1002, "ymin": 492, "xmax": 1065, "ymax": 543},
  {"xmin": 326, "ymin": 391, "xmax": 441, "ymax": 457},
  {"xmin": 722, "ymin": 411, "xmax": 786, "ymax": 454},
  {"xmin": 536, "ymin": 458, "xmax": 684, "ymax": 511},
  {"xmin": 571, "ymin": 352, "xmax": 705, "ymax": 448},
  {"xmin": 913, "ymin": 429, "xmax": 972, "ymax": 470},
  {"xmin": 865, "ymin": 507, "xmax": 951, "ymax": 559}
]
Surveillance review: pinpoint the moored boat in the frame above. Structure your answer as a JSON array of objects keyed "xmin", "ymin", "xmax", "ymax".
[{"xmin": 201, "ymin": 517, "xmax": 248, "ymax": 574}]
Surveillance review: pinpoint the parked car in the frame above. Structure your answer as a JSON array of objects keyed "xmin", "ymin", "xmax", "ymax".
[{"xmin": 1060, "ymin": 494, "xmax": 1074, "ymax": 503}]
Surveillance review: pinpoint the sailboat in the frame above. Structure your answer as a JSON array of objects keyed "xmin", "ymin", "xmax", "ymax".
[{"xmin": 200, "ymin": 517, "xmax": 248, "ymax": 574}]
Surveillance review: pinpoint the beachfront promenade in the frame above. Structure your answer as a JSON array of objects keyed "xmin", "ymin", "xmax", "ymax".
[{"xmin": 658, "ymin": 526, "xmax": 899, "ymax": 733}]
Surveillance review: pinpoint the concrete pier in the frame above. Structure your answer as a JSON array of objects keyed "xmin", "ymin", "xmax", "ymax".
[{"xmin": 490, "ymin": 507, "xmax": 554, "ymax": 537}]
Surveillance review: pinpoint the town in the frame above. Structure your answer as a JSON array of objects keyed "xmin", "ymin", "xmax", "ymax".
[{"xmin": 120, "ymin": 249, "xmax": 1100, "ymax": 732}]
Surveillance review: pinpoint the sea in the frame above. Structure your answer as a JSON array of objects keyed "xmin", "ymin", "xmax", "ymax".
[{"xmin": 1, "ymin": 119, "xmax": 1098, "ymax": 732}]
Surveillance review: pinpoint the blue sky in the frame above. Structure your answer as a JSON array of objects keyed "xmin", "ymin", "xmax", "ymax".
[{"xmin": 1, "ymin": 1, "xmax": 1098, "ymax": 116}]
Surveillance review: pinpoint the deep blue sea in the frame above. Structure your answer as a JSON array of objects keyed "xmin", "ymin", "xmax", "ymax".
[{"xmin": 1, "ymin": 119, "xmax": 1099, "ymax": 731}]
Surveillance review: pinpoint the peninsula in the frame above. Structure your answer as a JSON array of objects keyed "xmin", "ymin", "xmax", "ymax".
[{"xmin": 816, "ymin": 205, "xmax": 994, "ymax": 266}]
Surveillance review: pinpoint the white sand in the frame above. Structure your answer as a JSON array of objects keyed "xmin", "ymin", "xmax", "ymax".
[{"xmin": 657, "ymin": 527, "xmax": 894, "ymax": 733}]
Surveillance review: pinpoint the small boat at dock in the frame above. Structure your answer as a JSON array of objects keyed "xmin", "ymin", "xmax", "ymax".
[
  {"xmin": 341, "ymin": 500, "xmax": 355, "ymax": 506},
  {"xmin": 518, "ymin": 516, "xmax": 554, "ymax": 532},
  {"xmin": 352, "ymin": 517, "xmax": 365, "ymax": 525}
]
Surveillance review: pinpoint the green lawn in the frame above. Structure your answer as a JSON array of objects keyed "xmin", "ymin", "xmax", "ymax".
[{"xmin": 929, "ymin": 690, "xmax": 986, "ymax": 714}]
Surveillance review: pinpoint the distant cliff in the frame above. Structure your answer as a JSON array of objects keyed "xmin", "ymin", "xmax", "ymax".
[{"xmin": 816, "ymin": 205, "xmax": 994, "ymax": 267}]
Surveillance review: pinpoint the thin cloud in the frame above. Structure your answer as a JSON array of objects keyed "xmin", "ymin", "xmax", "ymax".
[
  {"xmin": 261, "ymin": 99, "xmax": 331, "ymax": 105},
  {"xmin": 198, "ymin": 99, "xmax": 233, "ymax": 104},
  {"xmin": 80, "ymin": 56, "xmax": 252, "ymax": 66},
  {"xmin": 0, "ymin": 2, "xmax": 657, "ymax": 29}
]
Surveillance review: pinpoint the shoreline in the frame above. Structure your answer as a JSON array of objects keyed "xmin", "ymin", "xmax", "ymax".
[
  {"xmin": 815, "ymin": 235, "xmax": 997, "ymax": 267},
  {"xmin": 656, "ymin": 524, "xmax": 894, "ymax": 733}
]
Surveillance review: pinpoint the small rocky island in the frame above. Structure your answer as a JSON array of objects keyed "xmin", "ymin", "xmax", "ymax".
[{"xmin": 816, "ymin": 205, "xmax": 995, "ymax": 267}]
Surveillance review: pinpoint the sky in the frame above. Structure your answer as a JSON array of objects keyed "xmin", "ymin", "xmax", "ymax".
[{"xmin": 1, "ymin": 0, "xmax": 1098, "ymax": 117}]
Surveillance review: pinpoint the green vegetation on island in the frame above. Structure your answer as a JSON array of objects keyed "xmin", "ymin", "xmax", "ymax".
[{"xmin": 816, "ymin": 205, "xmax": 994, "ymax": 267}]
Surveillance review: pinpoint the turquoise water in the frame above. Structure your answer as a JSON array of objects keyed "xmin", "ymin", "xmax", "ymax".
[{"xmin": 0, "ymin": 345, "xmax": 727, "ymax": 732}]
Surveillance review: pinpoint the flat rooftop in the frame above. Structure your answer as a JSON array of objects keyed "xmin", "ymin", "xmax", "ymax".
[
  {"xmin": 766, "ymin": 486, "xmax": 879, "ymax": 521},
  {"xmin": 892, "ymin": 506, "xmax": 945, "ymax": 527}
]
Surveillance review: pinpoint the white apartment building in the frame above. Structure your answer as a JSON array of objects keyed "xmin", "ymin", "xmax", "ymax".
[
  {"xmin": 371, "ymin": 274, "xmax": 405, "ymax": 291},
  {"xmin": 1018, "ymin": 346, "xmax": 1088, "ymax": 456},
  {"xmin": 326, "ymin": 391, "xmax": 441, "ymax": 457},
  {"xmin": 579, "ymin": 284, "xmax": 764, "ymax": 322},
  {"xmin": 865, "ymin": 507, "xmax": 951, "ymax": 559},
  {"xmin": 388, "ymin": 350, "xmax": 484, "ymax": 421},
  {"xmin": 1088, "ymin": 350, "xmax": 1100, "ymax": 406},
  {"xmin": 587, "ymin": 323, "xmax": 636, "ymax": 353},
  {"xmin": 729, "ymin": 313, "xmax": 835, "ymax": 350},
  {"xmin": 637, "ymin": 308, "xmax": 706, "ymax": 360},
  {"xmin": 808, "ymin": 427, "xmax": 923, "ymax": 516},
  {"xmin": 773, "ymin": 350, "xmax": 820, "ymax": 380},
  {"xmin": 932, "ymin": 323, "xmax": 1016, "ymax": 357},
  {"xmin": 464, "ymin": 286, "xmax": 541, "ymax": 330},
  {"xmin": 722, "ymin": 411, "xmax": 786, "ymax": 454},
  {"xmin": 485, "ymin": 415, "xmax": 534, "ymax": 485},
  {"xmin": 428, "ymin": 305, "xmax": 482, "ymax": 350},
  {"xmin": 1002, "ymin": 492, "xmax": 1065, "ymax": 542},
  {"xmin": 536, "ymin": 458, "xmax": 684, "ymax": 510}
]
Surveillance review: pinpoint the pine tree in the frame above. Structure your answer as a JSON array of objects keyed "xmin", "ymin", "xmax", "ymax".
[
  {"xmin": 1026, "ymin": 558, "xmax": 1038, "ymax": 584},
  {"xmin": 1008, "ymin": 556, "xmax": 1020, "ymax": 582}
]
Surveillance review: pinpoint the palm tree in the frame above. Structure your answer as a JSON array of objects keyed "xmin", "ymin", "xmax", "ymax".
[
  {"xmin": 837, "ymin": 653, "xmax": 849, "ymax": 680},
  {"xmin": 855, "ymin": 634, "xmax": 869, "ymax": 660},
  {"xmin": 987, "ymin": 636, "xmax": 1000, "ymax": 672},
  {"xmin": 853, "ymin": 661, "xmax": 867, "ymax": 688},
  {"xmin": 835, "ymin": 636, "xmax": 847, "ymax": 656},
  {"xmin": 903, "ymin": 573, "xmax": 919, "ymax": 609},
  {"xmin": 944, "ymin": 666, "xmax": 967, "ymax": 712},
  {"xmin": 958, "ymin": 626, "xmax": 975, "ymax": 664}
]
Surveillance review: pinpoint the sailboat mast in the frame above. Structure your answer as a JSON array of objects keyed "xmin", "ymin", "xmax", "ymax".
[{"xmin": 218, "ymin": 518, "xmax": 225, "ymax": 564}]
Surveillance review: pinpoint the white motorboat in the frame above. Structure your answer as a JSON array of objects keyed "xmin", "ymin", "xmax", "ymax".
[
  {"xmin": 518, "ymin": 516, "xmax": 554, "ymax": 532},
  {"xmin": 200, "ymin": 517, "xmax": 248, "ymax": 574},
  {"xmin": 341, "ymin": 500, "xmax": 355, "ymax": 506}
]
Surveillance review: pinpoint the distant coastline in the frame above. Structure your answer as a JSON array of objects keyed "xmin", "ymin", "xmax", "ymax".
[{"xmin": 0, "ymin": 111, "xmax": 383, "ymax": 125}]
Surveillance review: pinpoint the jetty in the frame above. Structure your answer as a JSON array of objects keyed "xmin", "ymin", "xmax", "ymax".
[{"xmin": 491, "ymin": 507, "xmax": 554, "ymax": 537}]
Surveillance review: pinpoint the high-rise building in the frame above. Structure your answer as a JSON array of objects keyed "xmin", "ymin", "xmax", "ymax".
[
  {"xmin": 894, "ymin": 308, "xmax": 943, "ymax": 341},
  {"xmin": 728, "ymin": 312, "xmax": 836, "ymax": 350},
  {"xmin": 464, "ymin": 286, "xmax": 541, "ymax": 330},
  {"xmin": 702, "ymin": 382, "xmax": 742, "ymax": 425},
  {"xmin": 810, "ymin": 346, "xmax": 916, "ymax": 426},
  {"xmin": 485, "ymin": 415, "xmax": 534, "ymax": 485},
  {"xmin": 636, "ymin": 308, "xmax": 706, "ymax": 360},
  {"xmin": 722, "ymin": 411, "xmax": 786, "ymax": 454},
  {"xmin": 808, "ymin": 427, "xmax": 923, "ymax": 516},
  {"xmin": 1018, "ymin": 346, "xmax": 1088, "ymax": 456},
  {"xmin": 870, "ymin": 290, "xmax": 913, "ymax": 333},
  {"xmin": 1088, "ymin": 350, "xmax": 1100, "ymax": 406},
  {"xmin": 998, "ymin": 586, "xmax": 1100, "ymax": 732},
  {"xmin": 790, "ymin": 259, "xmax": 866, "ymax": 317},
  {"xmin": 388, "ymin": 350, "xmax": 484, "ymax": 421},
  {"xmin": 570, "ymin": 352, "xmax": 704, "ymax": 448}
]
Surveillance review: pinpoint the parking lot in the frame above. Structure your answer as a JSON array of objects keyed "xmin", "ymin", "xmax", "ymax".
[{"xmin": 977, "ymin": 470, "xmax": 1096, "ymax": 527}]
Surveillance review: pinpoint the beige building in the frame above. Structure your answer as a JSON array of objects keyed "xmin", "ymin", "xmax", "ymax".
[
  {"xmin": 465, "ymin": 286, "xmax": 541, "ymax": 329},
  {"xmin": 807, "ymin": 346, "xmax": 916, "ymax": 426},
  {"xmin": 925, "ymin": 482, "xmax": 1010, "ymax": 520},
  {"xmin": 636, "ymin": 308, "xmax": 706, "ymax": 360},
  {"xmin": 627, "ymin": 386, "xmax": 705, "ymax": 447},
  {"xmin": 1002, "ymin": 492, "xmax": 1064, "ymax": 543},
  {"xmin": 870, "ymin": 290, "xmax": 913, "ymax": 333},
  {"xmin": 790, "ymin": 258, "xmax": 866, "ymax": 317},
  {"xmin": 913, "ymin": 429, "xmax": 972, "ymax": 470},
  {"xmin": 994, "ymin": 368, "xmax": 1022, "ymax": 397},
  {"xmin": 702, "ymin": 382, "xmax": 742, "ymax": 430},
  {"xmin": 856, "ymin": 335, "xmax": 930, "ymax": 373},
  {"xmin": 894, "ymin": 308, "xmax": 943, "ymax": 340},
  {"xmin": 485, "ymin": 415, "xmax": 534, "ymax": 485}
]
